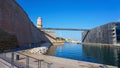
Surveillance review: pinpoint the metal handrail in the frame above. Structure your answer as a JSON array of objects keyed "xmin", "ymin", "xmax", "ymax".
[
  {"xmin": 0, "ymin": 58, "xmax": 11, "ymax": 68},
  {"xmin": 0, "ymin": 52, "xmax": 53, "ymax": 68}
]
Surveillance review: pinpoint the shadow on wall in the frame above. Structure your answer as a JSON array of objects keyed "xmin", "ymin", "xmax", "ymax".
[
  {"xmin": 0, "ymin": 28, "xmax": 51, "ymax": 53},
  {"xmin": 0, "ymin": 29, "xmax": 19, "ymax": 52},
  {"xmin": 43, "ymin": 31, "xmax": 56, "ymax": 42}
]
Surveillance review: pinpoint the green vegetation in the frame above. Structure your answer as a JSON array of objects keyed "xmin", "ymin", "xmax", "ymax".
[{"xmin": 56, "ymin": 37, "xmax": 65, "ymax": 42}]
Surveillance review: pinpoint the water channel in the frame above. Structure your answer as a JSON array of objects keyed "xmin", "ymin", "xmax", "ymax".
[{"xmin": 47, "ymin": 42, "xmax": 120, "ymax": 66}]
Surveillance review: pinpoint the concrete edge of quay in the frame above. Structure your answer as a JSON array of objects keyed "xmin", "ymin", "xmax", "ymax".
[{"xmin": 81, "ymin": 42, "xmax": 120, "ymax": 47}]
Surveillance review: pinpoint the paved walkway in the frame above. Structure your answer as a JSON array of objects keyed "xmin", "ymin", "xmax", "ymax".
[
  {"xmin": 0, "ymin": 58, "xmax": 17, "ymax": 68},
  {"xmin": 0, "ymin": 53, "xmax": 31, "ymax": 68},
  {"xmin": 20, "ymin": 52, "xmax": 117, "ymax": 68}
]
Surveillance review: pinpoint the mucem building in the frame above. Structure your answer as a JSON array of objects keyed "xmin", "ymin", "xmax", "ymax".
[{"xmin": 82, "ymin": 22, "xmax": 120, "ymax": 45}]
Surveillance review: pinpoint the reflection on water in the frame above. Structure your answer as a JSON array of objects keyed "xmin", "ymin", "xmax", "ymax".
[
  {"xmin": 118, "ymin": 52, "xmax": 120, "ymax": 67},
  {"xmin": 83, "ymin": 45, "xmax": 120, "ymax": 66},
  {"xmin": 47, "ymin": 42, "xmax": 120, "ymax": 66}
]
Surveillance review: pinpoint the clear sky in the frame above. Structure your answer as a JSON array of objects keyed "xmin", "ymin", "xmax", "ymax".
[{"xmin": 16, "ymin": 0, "xmax": 120, "ymax": 40}]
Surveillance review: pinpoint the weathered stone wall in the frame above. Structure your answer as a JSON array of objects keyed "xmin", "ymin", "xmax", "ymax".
[
  {"xmin": 44, "ymin": 30, "xmax": 56, "ymax": 43},
  {"xmin": 0, "ymin": 0, "xmax": 50, "ymax": 46},
  {"xmin": 0, "ymin": 29, "xmax": 19, "ymax": 52}
]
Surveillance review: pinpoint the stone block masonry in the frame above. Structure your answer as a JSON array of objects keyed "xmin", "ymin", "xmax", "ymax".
[{"xmin": 0, "ymin": 0, "xmax": 50, "ymax": 47}]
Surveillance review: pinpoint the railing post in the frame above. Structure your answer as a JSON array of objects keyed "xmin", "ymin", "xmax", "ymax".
[
  {"xmin": 11, "ymin": 52, "xmax": 14, "ymax": 68},
  {"xmin": 38, "ymin": 60, "xmax": 44, "ymax": 68},
  {"xmin": 46, "ymin": 62, "xmax": 52, "ymax": 68},
  {"xmin": 26, "ymin": 56, "xmax": 29, "ymax": 68},
  {"xmin": 16, "ymin": 54, "xmax": 20, "ymax": 60}
]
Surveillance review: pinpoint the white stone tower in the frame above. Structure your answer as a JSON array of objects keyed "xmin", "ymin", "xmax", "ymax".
[{"xmin": 37, "ymin": 17, "xmax": 42, "ymax": 28}]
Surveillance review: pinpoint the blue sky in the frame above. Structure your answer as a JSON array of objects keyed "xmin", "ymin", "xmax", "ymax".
[{"xmin": 16, "ymin": 0, "xmax": 120, "ymax": 40}]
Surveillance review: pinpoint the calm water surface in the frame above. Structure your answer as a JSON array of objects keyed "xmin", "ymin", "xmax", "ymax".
[{"xmin": 47, "ymin": 42, "xmax": 120, "ymax": 66}]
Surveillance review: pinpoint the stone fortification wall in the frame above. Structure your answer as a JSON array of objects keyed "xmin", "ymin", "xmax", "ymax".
[
  {"xmin": 44, "ymin": 30, "xmax": 56, "ymax": 43},
  {"xmin": 0, "ymin": 29, "xmax": 19, "ymax": 52},
  {"xmin": 0, "ymin": 0, "xmax": 49, "ymax": 46}
]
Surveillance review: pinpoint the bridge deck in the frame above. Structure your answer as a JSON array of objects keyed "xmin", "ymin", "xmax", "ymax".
[{"xmin": 41, "ymin": 28, "xmax": 90, "ymax": 31}]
